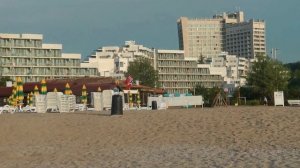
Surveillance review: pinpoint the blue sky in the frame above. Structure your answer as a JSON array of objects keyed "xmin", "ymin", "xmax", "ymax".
[{"xmin": 0, "ymin": 0, "xmax": 299, "ymax": 63}]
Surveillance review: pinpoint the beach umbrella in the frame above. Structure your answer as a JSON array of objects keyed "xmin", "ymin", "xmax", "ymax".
[
  {"xmin": 64, "ymin": 83, "xmax": 72, "ymax": 95},
  {"xmin": 16, "ymin": 77, "xmax": 24, "ymax": 105},
  {"xmin": 53, "ymin": 88, "xmax": 58, "ymax": 92},
  {"xmin": 8, "ymin": 95, "xmax": 13, "ymax": 106},
  {"xmin": 28, "ymin": 92, "xmax": 33, "ymax": 106},
  {"xmin": 137, "ymin": 90, "xmax": 141, "ymax": 108},
  {"xmin": 81, "ymin": 84, "xmax": 87, "ymax": 104},
  {"xmin": 40, "ymin": 79, "xmax": 47, "ymax": 95},
  {"xmin": 129, "ymin": 91, "xmax": 133, "ymax": 108},
  {"xmin": 12, "ymin": 89, "xmax": 17, "ymax": 106},
  {"xmin": 11, "ymin": 82, "xmax": 18, "ymax": 107},
  {"xmin": 34, "ymin": 85, "xmax": 39, "ymax": 95},
  {"xmin": 27, "ymin": 94, "xmax": 30, "ymax": 105}
]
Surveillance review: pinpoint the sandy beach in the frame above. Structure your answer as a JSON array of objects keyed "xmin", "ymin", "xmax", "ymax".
[{"xmin": 0, "ymin": 106, "xmax": 299, "ymax": 168}]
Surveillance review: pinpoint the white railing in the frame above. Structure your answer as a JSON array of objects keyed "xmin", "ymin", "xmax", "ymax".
[{"xmin": 288, "ymin": 100, "xmax": 300, "ymax": 106}]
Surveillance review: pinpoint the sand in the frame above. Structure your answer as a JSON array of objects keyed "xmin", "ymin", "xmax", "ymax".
[{"xmin": 0, "ymin": 106, "xmax": 299, "ymax": 168}]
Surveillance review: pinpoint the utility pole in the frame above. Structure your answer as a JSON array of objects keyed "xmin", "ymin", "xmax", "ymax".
[{"xmin": 271, "ymin": 48, "xmax": 279, "ymax": 60}]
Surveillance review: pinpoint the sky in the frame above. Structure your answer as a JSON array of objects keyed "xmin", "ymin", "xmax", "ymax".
[{"xmin": 0, "ymin": 0, "xmax": 299, "ymax": 63}]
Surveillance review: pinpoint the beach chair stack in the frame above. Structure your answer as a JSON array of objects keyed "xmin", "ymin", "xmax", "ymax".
[
  {"xmin": 57, "ymin": 95, "xmax": 76, "ymax": 113},
  {"xmin": 102, "ymin": 90, "xmax": 113, "ymax": 110},
  {"xmin": 46, "ymin": 92, "xmax": 63, "ymax": 112},
  {"xmin": 68, "ymin": 95, "xmax": 76, "ymax": 112},
  {"xmin": 91, "ymin": 92, "xmax": 103, "ymax": 111},
  {"xmin": 58, "ymin": 95, "xmax": 70, "ymax": 113},
  {"xmin": 35, "ymin": 95, "xmax": 47, "ymax": 113}
]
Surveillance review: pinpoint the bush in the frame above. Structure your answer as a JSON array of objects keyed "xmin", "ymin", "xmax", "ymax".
[{"xmin": 246, "ymin": 99, "xmax": 260, "ymax": 106}]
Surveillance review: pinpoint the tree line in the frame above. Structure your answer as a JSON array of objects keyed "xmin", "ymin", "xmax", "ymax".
[{"xmin": 194, "ymin": 56, "xmax": 300, "ymax": 106}]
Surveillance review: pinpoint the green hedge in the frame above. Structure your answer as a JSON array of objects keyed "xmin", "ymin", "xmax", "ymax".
[{"xmin": 246, "ymin": 99, "xmax": 260, "ymax": 106}]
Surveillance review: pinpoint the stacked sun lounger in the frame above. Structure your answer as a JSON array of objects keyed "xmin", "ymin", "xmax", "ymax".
[
  {"xmin": 58, "ymin": 95, "xmax": 70, "ymax": 113},
  {"xmin": 68, "ymin": 95, "xmax": 76, "ymax": 112},
  {"xmin": 35, "ymin": 95, "xmax": 47, "ymax": 113},
  {"xmin": 46, "ymin": 92, "xmax": 63, "ymax": 112},
  {"xmin": 56, "ymin": 95, "xmax": 76, "ymax": 113},
  {"xmin": 91, "ymin": 92, "xmax": 103, "ymax": 111}
]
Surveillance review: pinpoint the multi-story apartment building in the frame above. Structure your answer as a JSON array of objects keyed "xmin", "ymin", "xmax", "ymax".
[
  {"xmin": 83, "ymin": 41, "xmax": 224, "ymax": 93},
  {"xmin": 177, "ymin": 11, "xmax": 266, "ymax": 59},
  {"xmin": 198, "ymin": 52, "xmax": 253, "ymax": 95},
  {"xmin": 0, "ymin": 33, "xmax": 99, "ymax": 83},
  {"xmin": 155, "ymin": 50, "xmax": 223, "ymax": 93},
  {"xmin": 177, "ymin": 17, "xmax": 224, "ymax": 59},
  {"xmin": 225, "ymin": 19, "xmax": 266, "ymax": 58}
]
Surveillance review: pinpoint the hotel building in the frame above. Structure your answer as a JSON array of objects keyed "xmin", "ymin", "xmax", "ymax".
[
  {"xmin": 155, "ymin": 50, "xmax": 223, "ymax": 93},
  {"xmin": 83, "ymin": 41, "xmax": 224, "ymax": 93},
  {"xmin": 177, "ymin": 11, "xmax": 266, "ymax": 59},
  {"xmin": 81, "ymin": 41, "xmax": 154, "ymax": 78},
  {"xmin": 0, "ymin": 33, "xmax": 99, "ymax": 83}
]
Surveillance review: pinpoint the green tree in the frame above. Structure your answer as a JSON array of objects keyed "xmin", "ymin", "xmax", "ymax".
[
  {"xmin": 194, "ymin": 84, "xmax": 221, "ymax": 107},
  {"xmin": 285, "ymin": 62, "xmax": 300, "ymax": 99},
  {"xmin": 287, "ymin": 69, "xmax": 300, "ymax": 99},
  {"xmin": 246, "ymin": 55, "xmax": 290, "ymax": 101},
  {"xmin": 126, "ymin": 57, "xmax": 159, "ymax": 87}
]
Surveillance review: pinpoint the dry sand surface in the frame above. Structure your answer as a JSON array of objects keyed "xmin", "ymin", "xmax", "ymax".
[{"xmin": 0, "ymin": 106, "xmax": 299, "ymax": 168}]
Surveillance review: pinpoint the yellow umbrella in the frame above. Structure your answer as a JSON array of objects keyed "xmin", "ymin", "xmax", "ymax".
[
  {"xmin": 53, "ymin": 88, "xmax": 58, "ymax": 92},
  {"xmin": 28, "ymin": 92, "xmax": 33, "ymax": 106},
  {"xmin": 12, "ymin": 82, "xmax": 18, "ymax": 107},
  {"xmin": 8, "ymin": 95, "xmax": 12, "ymax": 106},
  {"xmin": 97, "ymin": 86, "xmax": 101, "ymax": 92},
  {"xmin": 129, "ymin": 91, "xmax": 133, "ymax": 108},
  {"xmin": 64, "ymin": 83, "xmax": 72, "ymax": 95},
  {"xmin": 40, "ymin": 79, "xmax": 47, "ymax": 95},
  {"xmin": 137, "ymin": 90, "xmax": 141, "ymax": 108},
  {"xmin": 16, "ymin": 77, "xmax": 24, "ymax": 105},
  {"xmin": 81, "ymin": 84, "xmax": 87, "ymax": 104},
  {"xmin": 34, "ymin": 85, "xmax": 39, "ymax": 95}
]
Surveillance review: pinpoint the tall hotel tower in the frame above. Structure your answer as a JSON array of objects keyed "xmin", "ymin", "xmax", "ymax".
[{"xmin": 177, "ymin": 11, "xmax": 266, "ymax": 59}]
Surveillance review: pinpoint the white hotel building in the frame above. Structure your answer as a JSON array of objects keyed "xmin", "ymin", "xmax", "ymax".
[
  {"xmin": 81, "ymin": 41, "xmax": 153, "ymax": 78},
  {"xmin": 177, "ymin": 11, "xmax": 266, "ymax": 59},
  {"xmin": 82, "ymin": 41, "xmax": 252, "ymax": 93},
  {"xmin": 0, "ymin": 33, "xmax": 99, "ymax": 83}
]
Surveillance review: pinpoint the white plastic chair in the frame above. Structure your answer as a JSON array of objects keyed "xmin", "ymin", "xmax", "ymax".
[
  {"xmin": 46, "ymin": 105, "xmax": 59, "ymax": 112},
  {"xmin": 30, "ymin": 106, "xmax": 36, "ymax": 112},
  {"xmin": 1, "ymin": 105, "xmax": 16, "ymax": 114},
  {"xmin": 78, "ymin": 104, "xmax": 87, "ymax": 111},
  {"xmin": 22, "ymin": 105, "xmax": 31, "ymax": 112},
  {"xmin": 22, "ymin": 105, "xmax": 36, "ymax": 112}
]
